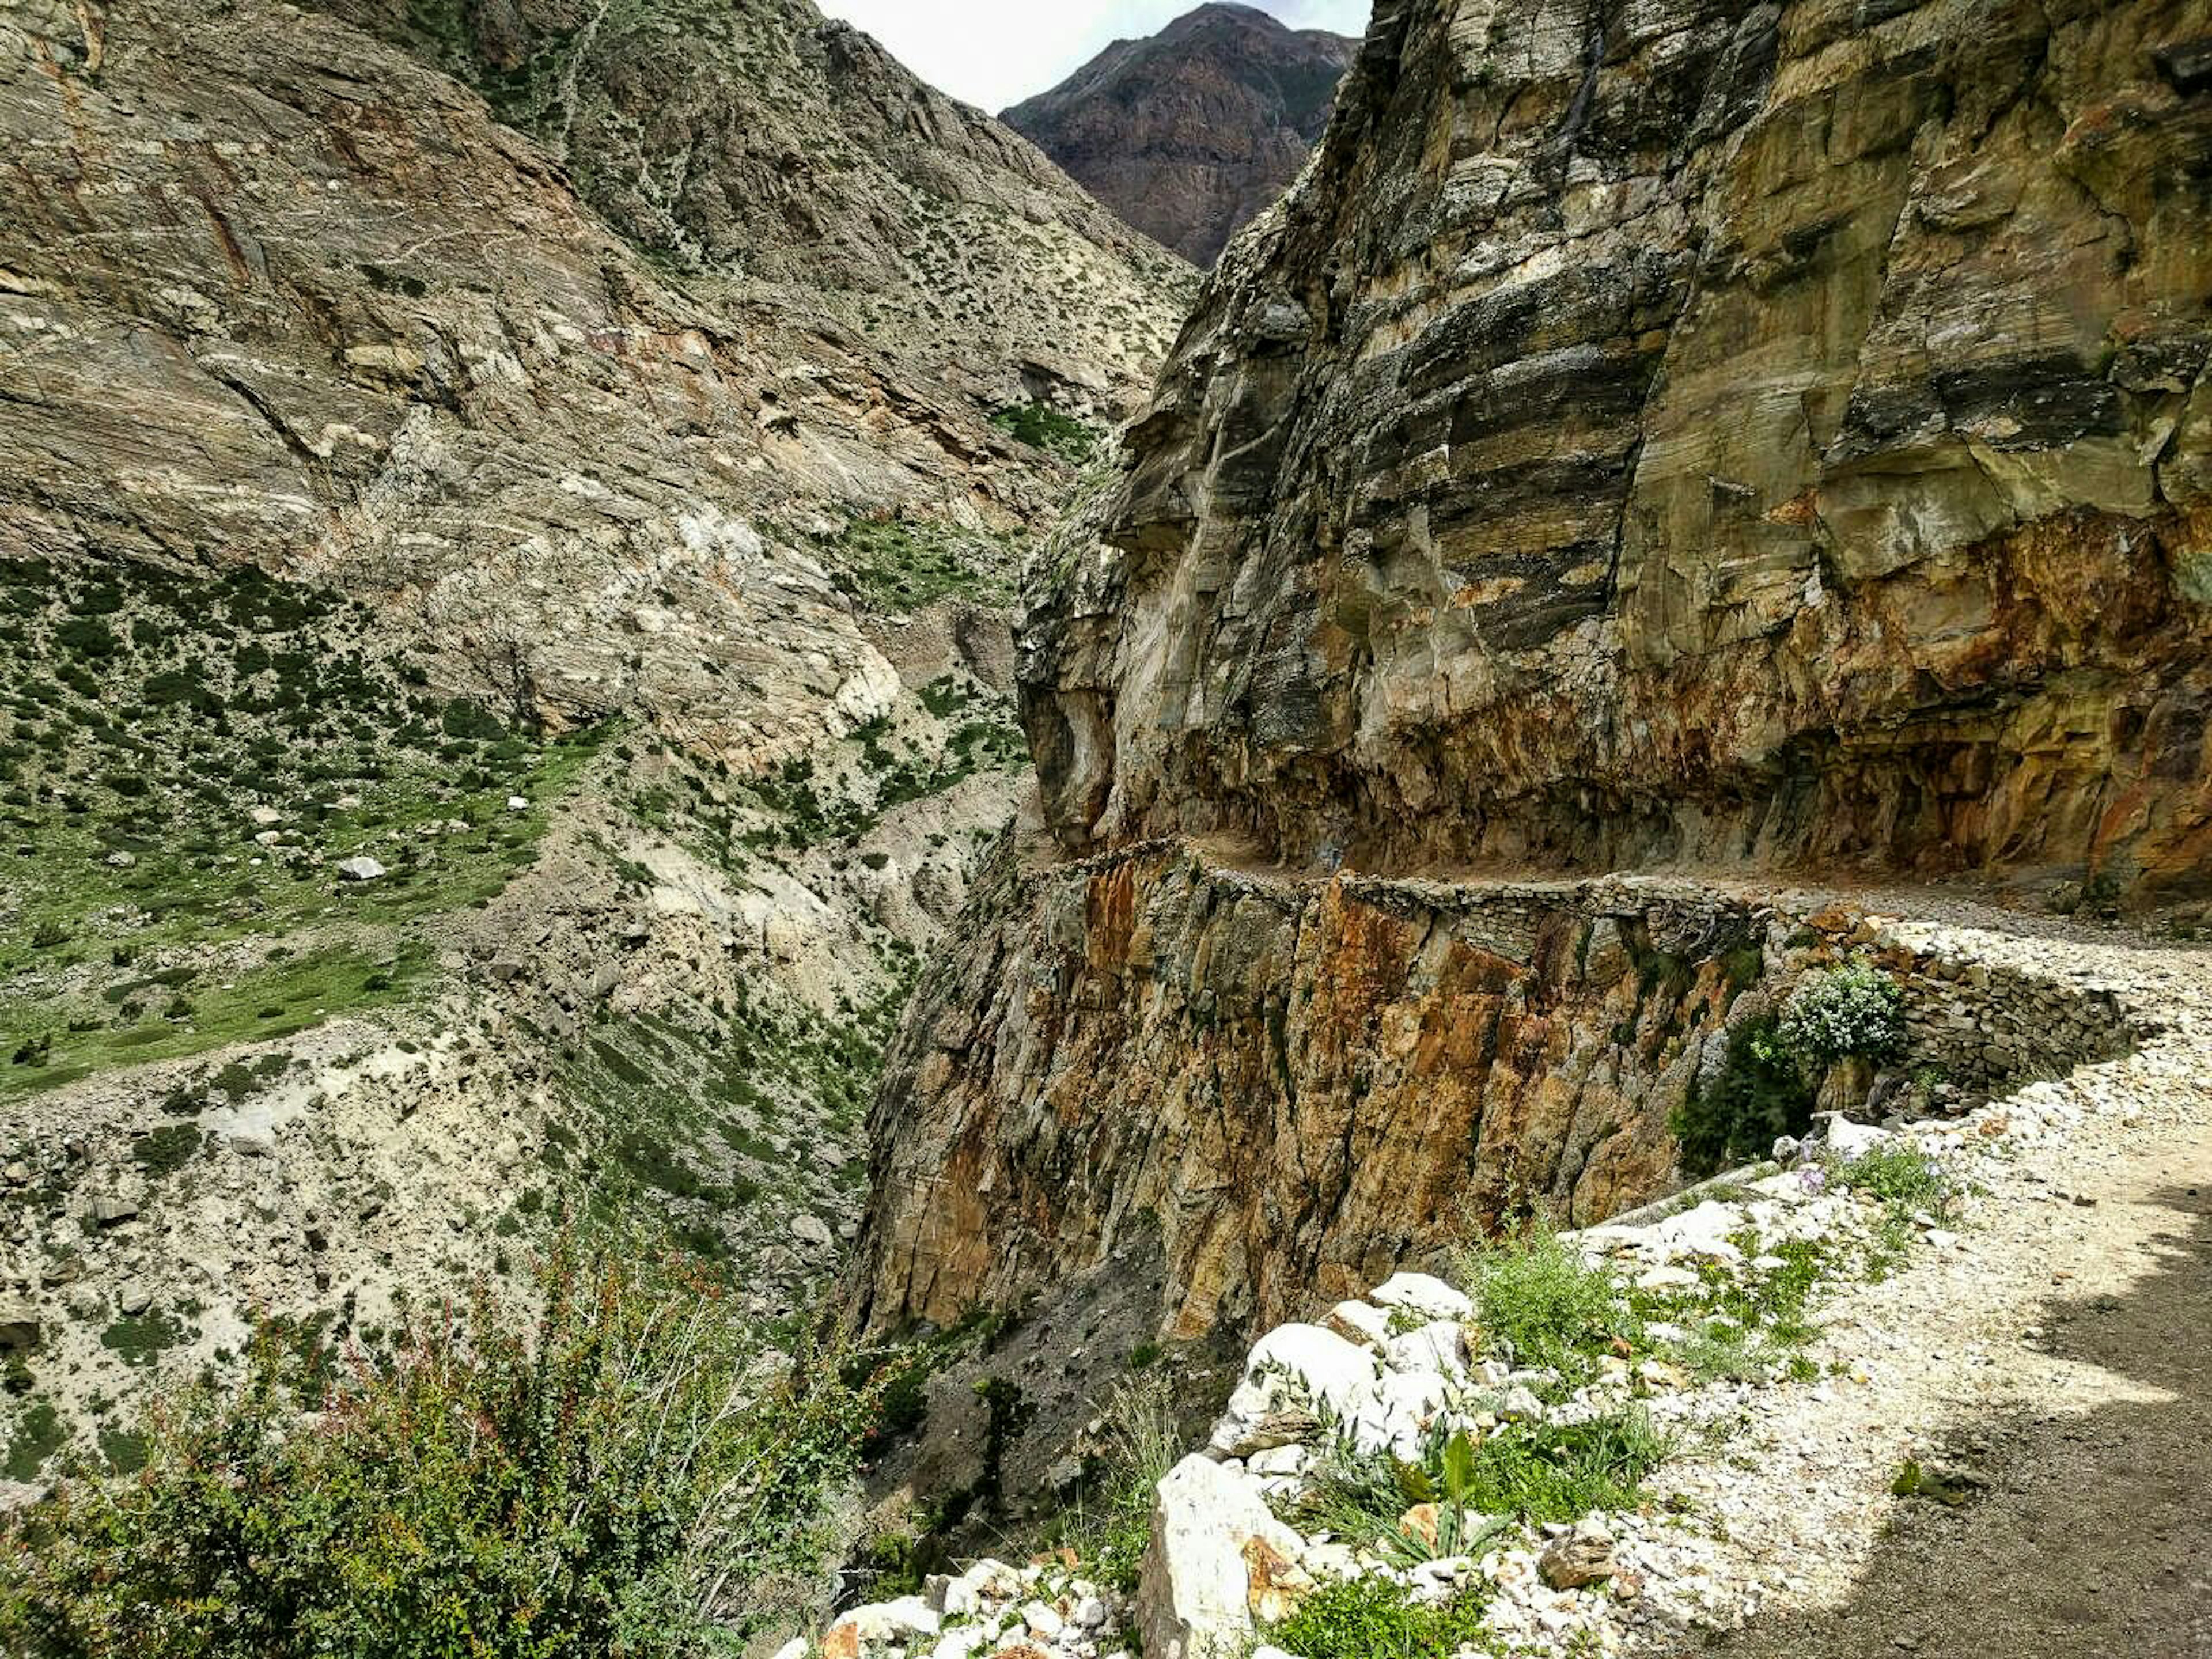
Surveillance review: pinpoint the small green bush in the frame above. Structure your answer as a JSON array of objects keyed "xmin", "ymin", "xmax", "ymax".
[
  {"xmin": 988, "ymin": 403, "xmax": 1097, "ymax": 465},
  {"xmin": 1775, "ymin": 957, "xmax": 1907, "ymax": 1073},
  {"xmin": 2, "ymin": 1239, "xmax": 889, "ymax": 1657},
  {"xmin": 1267, "ymin": 1569, "xmax": 1491, "ymax": 1659},
  {"xmin": 1454, "ymin": 1225, "xmax": 1635, "ymax": 1383},
  {"xmin": 1672, "ymin": 1013, "xmax": 1812, "ymax": 1175}
]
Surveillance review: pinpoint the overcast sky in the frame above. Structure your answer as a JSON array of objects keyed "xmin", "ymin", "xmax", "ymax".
[{"xmin": 816, "ymin": 1, "xmax": 1372, "ymax": 114}]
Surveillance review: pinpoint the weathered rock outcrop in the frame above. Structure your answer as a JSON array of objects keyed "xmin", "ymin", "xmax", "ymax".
[
  {"xmin": 1003, "ymin": 3, "xmax": 1356, "ymax": 267},
  {"xmin": 317, "ymin": 0, "xmax": 1195, "ymax": 391},
  {"xmin": 1033, "ymin": 0, "xmax": 2212, "ymax": 896},
  {"xmin": 851, "ymin": 0, "xmax": 2212, "ymax": 1354},
  {"xmin": 843, "ymin": 850, "xmax": 2133, "ymax": 1341}
]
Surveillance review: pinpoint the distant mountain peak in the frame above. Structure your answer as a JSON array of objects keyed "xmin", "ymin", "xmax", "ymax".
[{"xmin": 1003, "ymin": 3, "xmax": 1359, "ymax": 267}]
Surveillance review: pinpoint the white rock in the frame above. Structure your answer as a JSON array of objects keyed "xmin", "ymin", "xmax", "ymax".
[
  {"xmin": 1643, "ymin": 1201, "xmax": 1746, "ymax": 1262},
  {"xmin": 1325, "ymin": 1299, "xmax": 1392, "ymax": 1346},
  {"xmin": 1351, "ymin": 1368, "xmax": 1454, "ymax": 1459},
  {"xmin": 1370, "ymin": 1271, "xmax": 1474, "ymax": 1321},
  {"xmin": 1138, "ymin": 1456, "xmax": 1306, "ymax": 1659},
  {"xmin": 1382, "ymin": 1320, "xmax": 1468, "ymax": 1378},
  {"xmin": 335, "ymin": 855, "xmax": 387, "ymax": 882},
  {"xmin": 1822, "ymin": 1118, "xmax": 1893, "ymax": 1160},
  {"xmin": 250, "ymin": 805, "xmax": 282, "ymax": 826},
  {"xmin": 872, "ymin": 1597, "xmax": 941, "ymax": 1639},
  {"xmin": 507, "ymin": 796, "xmax": 530, "ymax": 812},
  {"xmin": 1021, "ymin": 1601, "xmax": 1063, "ymax": 1640},
  {"xmin": 1210, "ymin": 1324, "xmax": 1377, "ymax": 1454}
]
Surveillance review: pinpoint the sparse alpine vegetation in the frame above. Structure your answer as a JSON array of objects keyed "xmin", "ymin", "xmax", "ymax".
[{"xmin": 0, "ymin": 556, "xmax": 605, "ymax": 1098}]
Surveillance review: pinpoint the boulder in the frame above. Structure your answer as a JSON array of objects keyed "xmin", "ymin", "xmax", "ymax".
[
  {"xmin": 1539, "ymin": 1518, "xmax": 1617, "ymax": 1589},
  {"xmin": 1210, "ymin": 1323, "xmax": 1376, "ymax": 1456},
  {"xmin": 1370, "ymin": 1272, "xmax": 1473, "ymax": 1321},
  {"xmin": 1820, "ymin": 1115, "xmax": 1894, "ymax": 1161},
  {"xmin": 1381, "ymin": 1320, "xmax": 1468, "ymax": 1378},
  {"xmin": 1139, "ymin": 1456, "xmax": 1308, "ymax": 1659},
  {"xmin": 1323, "ymin": 1298, "xmax": 1392, "ymax": 1346},
  {"xmin": 335, "ymin": 855, "xmax": 387, "ymax": 882}
]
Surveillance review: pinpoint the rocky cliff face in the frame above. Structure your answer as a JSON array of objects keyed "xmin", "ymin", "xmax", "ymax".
[
  {"xmin": 1052, "ymin": 0, "xmax": 2212, "ymax": 895},
  {"xmin": 1004, "ymin": 3, "xmax": 1357, "ymax": 267},
  {"xmin": 850, "ymin": 0, "xmax": 2212, "ymax": 1359},
  {"xmin": 0, "ymin": 0, "xmax": 1188, "ymax": 1476}
]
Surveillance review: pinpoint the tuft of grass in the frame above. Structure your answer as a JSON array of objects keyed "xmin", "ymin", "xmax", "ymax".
[
  {"xmin": 1057, "ymin": 1372, "xmax": 1184, "ymax": 1591},
  {"xmin": 1300, "ymin": 1410, "xmax": 1670, "ymax": 1555},
  {"xmin": 1646, "ymin": 1234, "xmax": 1831, "ymax": 1385},
  {"xmin": 1836, "ymin": 1143, "xmax": 1953, "ymax": 1211},
  {"xmin": 1454, "ymin": 1225, "xmax": 1637, "ymax": 1387}
]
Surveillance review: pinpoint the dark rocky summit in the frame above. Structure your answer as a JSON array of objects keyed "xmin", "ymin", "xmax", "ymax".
[{"xmin": 1004, "ymin": 3, "xmax": 1358, "ymax": 266}]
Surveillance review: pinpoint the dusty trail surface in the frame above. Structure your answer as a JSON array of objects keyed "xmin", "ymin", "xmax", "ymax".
[{"xmin": 1656, "ymin": 890, "xmax": 2212, "ymax": 1658}]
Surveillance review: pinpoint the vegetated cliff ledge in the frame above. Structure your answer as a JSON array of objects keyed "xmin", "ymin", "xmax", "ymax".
[
  {"xmin": 1027, "ymin": 0, "xmax": 2212, "ymax": 898},
  {"xmin": 842, "ymin": 844, "xmax": 2135, "ymax": 1344}
]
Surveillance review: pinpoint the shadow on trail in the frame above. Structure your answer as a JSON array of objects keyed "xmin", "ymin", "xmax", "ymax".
[{"xmin": 1695, "ymin": 1177, "xmax": 2212, "ymax": 1659}]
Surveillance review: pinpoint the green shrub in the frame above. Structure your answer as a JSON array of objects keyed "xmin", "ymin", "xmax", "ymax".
[
  {"xmin": 1775, "ymin": 957, "xmax": 1907, "ymax": 1073},
  {"xmin": 1266, "ymin": 1570, "xmax": 1491, "ymax": 1659},
  {"xmin": 1303, "ymin": 1411, "xmax": 1669, "ymax": 1551},
  {"xmin": 1, "ymin": 1239, "xmax": 888, "ymax": 1657},
  {"xmin": 988, "ymin": 403, "xmax": 1097, "ymax": 465},
  {"xmin": 1672, "ymin": 1013, "xmax": 1812, "ymax": 1175}
]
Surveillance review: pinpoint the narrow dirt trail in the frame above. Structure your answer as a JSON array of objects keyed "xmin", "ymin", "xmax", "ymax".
[
  {"xmin": 1694, "ymin": 1113, "xmax": 2212, "ymax": 1658},
  {"xmin": 1590, "ymin": 888, "xmax": 2212, "ymax": 1659}
]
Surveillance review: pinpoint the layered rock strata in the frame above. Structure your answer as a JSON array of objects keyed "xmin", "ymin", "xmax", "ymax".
[
  {"xmin": 851, "ymin": 0, "xmax": 2212, "ymax": 1359},
  {"xmin": 1031, "ymin": 0, "xmax": 2212, "ymax": 895}
]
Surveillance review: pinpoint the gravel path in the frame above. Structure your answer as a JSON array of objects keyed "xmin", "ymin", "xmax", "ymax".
[{"xmin": 1624, "ymin": 884, "xmax": 2212, "ymax": 1658}]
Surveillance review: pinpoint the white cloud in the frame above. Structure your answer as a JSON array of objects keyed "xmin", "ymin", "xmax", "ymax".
[{"xmin": 815, "ymin": 1, "xmax": 1371, "ymax": 115}]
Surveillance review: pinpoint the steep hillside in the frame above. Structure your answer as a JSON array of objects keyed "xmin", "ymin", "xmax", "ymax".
[
  {"xmin": 847, "ymin": 0, "xmax": 2211, "ymax": 1354},
  {"xmin": 1005, "ymin": 3, "xmax": 1357, "ymax": 266},
  {"xmin": 0, "ymin": 0, "xmax": 1188, "ymax": 1483},
  {"xmin": 317, "ymin": 0, "xmax": 1196, "ymax": 392}
]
